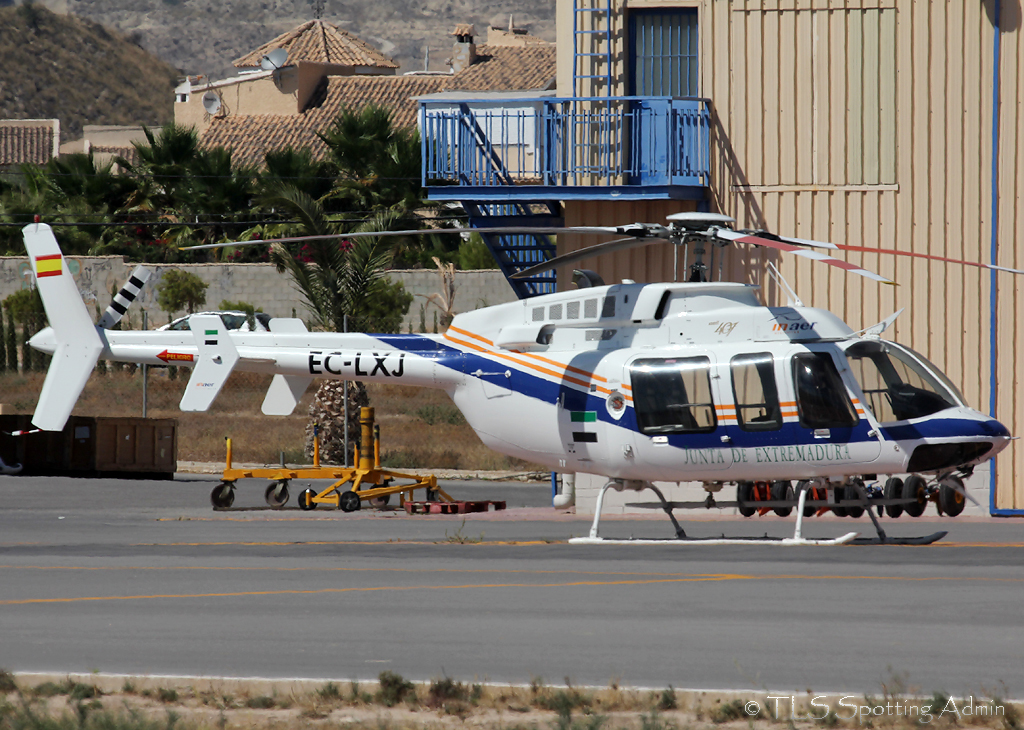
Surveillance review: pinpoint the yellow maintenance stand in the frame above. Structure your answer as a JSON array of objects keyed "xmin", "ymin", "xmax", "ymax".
[{"xmin": 209, "ymin": 407, "xmax": 453, "ymax": 511}]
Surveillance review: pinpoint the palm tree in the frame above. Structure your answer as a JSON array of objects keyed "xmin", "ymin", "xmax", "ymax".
[
  {"xmin": 112, "ymin": 124, "xmax": 257, "ymax": 260},
  {"xmin": 261, "ymin": 186, "xmax": 411, "ymax": 333},
  {"xmin": 317, "ymin": 104, "xmax": 424, "ymax": 214}
]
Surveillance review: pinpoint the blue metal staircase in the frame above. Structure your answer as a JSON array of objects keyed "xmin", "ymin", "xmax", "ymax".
[{"xmin": 464, "ymin": 202, "xmax": 561, "ymax": 299}]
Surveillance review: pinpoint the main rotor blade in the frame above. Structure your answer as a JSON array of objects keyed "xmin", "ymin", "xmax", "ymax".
[
  {"xmin": 713, "ymin": 229, "xmax": 896, "ymax": 285},
  {"xmin": 511, "ymin": 237, "xmax": 650, "ymax": 280},
  {"xmin": 835, "ymin": 244, "xmax": 1024, "ymax": 276},
  {"xmin": 180, "ymin": 225, "xmax": 639, "ymax": 251},
  {"xmin": 742, "ymin": 230, "xmax": 838, "ymax": 250}
]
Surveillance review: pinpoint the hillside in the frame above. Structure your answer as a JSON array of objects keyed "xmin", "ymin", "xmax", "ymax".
[
  {"xmin": 0, "ymin": 3, "xmax": 178, "ymax": 140},
  {"xmin": 29, "ymin": 0, "xmax": 555, "ymax": 82}
]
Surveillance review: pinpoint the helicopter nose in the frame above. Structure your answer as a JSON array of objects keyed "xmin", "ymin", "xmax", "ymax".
[
  {"xmin": 979, "ymin": 417, "xmax": 1011, "ymax": 440},
  {"xmin": 28, "ymin": 327, "xmax": 57, "ymax": 354}
]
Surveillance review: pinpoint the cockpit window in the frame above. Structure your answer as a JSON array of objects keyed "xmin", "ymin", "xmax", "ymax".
[
  {"xmin": 792, "ymin": 351, "xmax": 859, "ymax": 428},
  {"xmin": 630, "ymin": 357, "xmax": 717, "ymax": 434},
  {"xmin": 845, "ymin": 341, "xmax": 961, "ymax": 423}
]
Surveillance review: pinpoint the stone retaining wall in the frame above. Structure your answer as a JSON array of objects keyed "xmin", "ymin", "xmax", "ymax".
[{"xmin": 0, "ymin": 256, "xmax": 517, "ymax": 330}]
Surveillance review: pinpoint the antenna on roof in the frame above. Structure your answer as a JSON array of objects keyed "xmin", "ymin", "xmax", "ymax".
[
  {"xmin": 260, "ymin": 48, "xmax": 289, "ymax": 71},
  {"xmin": 312, "ymin": 0, "xmax": 324, "ymax": 19},
  {"xmin": 201, "ymin": 91, "xmax": 222, "ymax": 116},
  {"xmin": 424, "ymin": 46, "xmax": 429, "ymax": 72}
]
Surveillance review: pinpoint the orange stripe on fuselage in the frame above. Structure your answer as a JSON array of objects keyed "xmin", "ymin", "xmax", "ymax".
[{"xmin": 443, "ymin": 332, "xmax": 592, "ymax": 390}]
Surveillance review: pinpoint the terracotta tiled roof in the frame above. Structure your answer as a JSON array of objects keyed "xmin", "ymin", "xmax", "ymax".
[
  {"xmin": 307, "ymin": 75, "xmax": 453, "ymax": 128},
  {"xmin": 91, "ymin": 145, "xmax": 141, "ymax": 167},
  {"xmin": 202, "ymin": 116, "xmax": 328, "ymax": 168},
  {"xmin": 0, "ymin": 122, "xmax": 57, "ymax": 165},
  {"xmin": 202, "ymin": 75, "xmax": 450, "ymax": 167},
  {"xmin": 233, "ymin": 20, "xmax": 398, "ymax": 70},
  {"xmin": 449, "ymin": 45, "xmax": 556, "ymax": 92},
  {"xmin": 204, "ymin": 44, "xmax": 556, "ymax": 168}
]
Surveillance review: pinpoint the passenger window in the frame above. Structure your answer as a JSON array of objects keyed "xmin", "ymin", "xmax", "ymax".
[
  {"xmin": 731, "ymin": 353, "xmax": 782, "ymax": 431},
  {"xmin": 630, "ymin": 357, "xmax": 717, "ymax": 434},
  {"xmin": 792, "ymin": 352, "xmax": 858, "ymax": 428}
]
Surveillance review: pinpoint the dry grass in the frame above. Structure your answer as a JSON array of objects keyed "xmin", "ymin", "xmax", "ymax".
[
  {"xmin": 0, "ymin": 370, "xmax": 541, "ymax": 470},
  {"xmin": 2, "ymin": 672, "xmax": 1020, "ymax": 730}
]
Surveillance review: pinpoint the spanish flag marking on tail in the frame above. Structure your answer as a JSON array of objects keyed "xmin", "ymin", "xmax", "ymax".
[{"xmin": 34, "ymin": 254, "xmax": 62, "ymax": 278}]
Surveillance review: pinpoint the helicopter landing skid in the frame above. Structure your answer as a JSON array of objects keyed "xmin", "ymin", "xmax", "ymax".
[{"xmin": 568, "ymin": 481, "xmax": 944, "ymax": 546}]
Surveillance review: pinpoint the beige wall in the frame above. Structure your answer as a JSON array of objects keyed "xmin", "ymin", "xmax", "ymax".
[
  {"xmin": 175, "ymin": 69, "xmax": 300, "ymax": 134},
  {"xmin": 0, "ymin": 257, "xmax": 516, "ymax": 333},
  {"xmin": 557, "ymin": 0, "xmax": 1024, "ymax": 509}
]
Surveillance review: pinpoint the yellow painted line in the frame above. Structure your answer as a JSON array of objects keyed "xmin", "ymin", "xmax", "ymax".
[
  {"xmin": 0, "ymin": 576, "xmax": 748, "ymax": 605},
  {"xmin": 0, "ymin": 565, "xmax": 781, "ymax": 578},
  {"xmin": 4, "ymin": 573, "xmax": 1024, "ymax": 607}
]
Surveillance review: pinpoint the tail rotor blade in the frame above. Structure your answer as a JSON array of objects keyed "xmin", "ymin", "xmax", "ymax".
[{"xmin": 98, "ymin": 265, "xmax": 151, "ymax": 329}]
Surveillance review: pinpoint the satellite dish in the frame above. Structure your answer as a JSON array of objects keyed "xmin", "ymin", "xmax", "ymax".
[
  {"xmin": 260, "ymin": 48, "xmax": 288, "ymax": 71},
  {"xmin": 202, "ymin": 91, "xmax": 222, "ymax": 115}
]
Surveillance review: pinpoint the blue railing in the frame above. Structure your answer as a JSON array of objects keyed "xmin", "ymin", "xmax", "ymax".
[{"xmin": 420, "ymin": 96, "xmax": 711, "ymax": 193}]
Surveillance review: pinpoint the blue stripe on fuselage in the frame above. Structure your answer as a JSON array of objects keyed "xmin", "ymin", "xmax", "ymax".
[
  {"xmin": 376, "ymin": 333, "xmax": 880, "ymax": 446},
  {"xmin": 881, "ymin": 417, "xmax": 1009, "ymax": 442},
  {"xmin": 371, "ymin": 334, "xmax": 885, "ymax": 449}
]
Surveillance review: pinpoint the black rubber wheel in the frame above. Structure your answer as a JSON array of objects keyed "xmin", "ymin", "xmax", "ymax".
[
  {"xmin": 831, "ymin": 485, "xmax": 849, "ymax": 517},
  {"xmin": 843, "ymin": 484, "xmax": 865, "ymax": 519},
  {"xmin": 883, "ymin": 477, "xmax": 904, "ymax": 518},
  {"xmin": 737, "ymin": 481, "xmax": 755, "ymax": 517},
  {"xmin": 369, "ymin": 494, "xmax": 391, "ymax": 508},
  {"xmin": 264, "ymin": 481, "xmax": 289, "ymax": 508},
  {"xmin": 771, "ymin": 481, "xmax": 794, "ymax": 517},
  {"xmin": 425, "ymin": 489, "xmax": 440, "ymax": 503},
  {"xmin": 902, "ymin": 475, "xmax": 928, "ymax": 518},
  {"xmin": 798, "ymin": 481, "xmax": 816, "ymax": 517},
  {"xmin": 298, "ymin": 487, "xmax": 317, "ymax": 511},
  {"xmin": 211, "ymin": 484, "xmax": 234, "ymax": 509},
  {"xmin": 339, "ymin": 490, "xmax": 361, "ymax": 513},
  {"xmin": 938, "ymin": 475, "xmax": 966, "ymax": 517}
]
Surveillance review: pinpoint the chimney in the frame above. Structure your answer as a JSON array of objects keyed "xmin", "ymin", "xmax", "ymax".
[{"xmin": 450, "ymin": 24, "xmax": 476, "ymax": 73}]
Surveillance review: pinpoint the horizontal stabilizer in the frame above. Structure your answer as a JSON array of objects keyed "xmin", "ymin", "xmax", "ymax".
[
  {"xmin": 22, "ymin": 223, "xmax": 104, "ymax": 431},
  {"xmin": 180, "ymin": 315, "xmax": 239, "ymax": 412},
  {"xmin": 262, "ymin": 374, "xmax": 313, "ymax": 415}
]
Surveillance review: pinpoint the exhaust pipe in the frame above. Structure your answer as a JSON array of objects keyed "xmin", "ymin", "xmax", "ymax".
[{"xmin": 553, "ymin": 472, "xmax": 575, "ymax": 509}]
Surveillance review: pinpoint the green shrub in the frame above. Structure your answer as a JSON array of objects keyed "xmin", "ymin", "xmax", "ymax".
[
  {"xmin": 427, "ymin": 677, "xmax": 468, "ymax": 708},
  {"xmin": 708, "ymin": 699, "xmax": 748, "ymax": 723},
  {"xmin": 0, "ymin": 669, "xmax": 16, "ymax": 693},
  {"xmin": 377, "ymin": 671, "xmax": 414, "ymax": 707},
  {"xmin": 317, "ymin": 682, "xmax": 341, "ymax": 700}
]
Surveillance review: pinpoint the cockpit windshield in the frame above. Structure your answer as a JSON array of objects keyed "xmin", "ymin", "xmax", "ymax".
[{"xmin": 845, "ymin": 341, "xmax": 963, "ymax": 423}]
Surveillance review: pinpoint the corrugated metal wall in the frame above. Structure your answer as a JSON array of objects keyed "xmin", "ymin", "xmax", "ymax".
[{"xmin": 559, "ymin": 0, "xmax": 1024, "ymax": 509}]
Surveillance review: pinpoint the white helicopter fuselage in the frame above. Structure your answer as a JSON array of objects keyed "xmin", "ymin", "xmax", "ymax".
[{"xmin": 29, "ymin": 279, "xmax": 1010, "ymax": 485}]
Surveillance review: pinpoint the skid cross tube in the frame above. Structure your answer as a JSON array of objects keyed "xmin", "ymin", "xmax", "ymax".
[{"xmin": 572, "ymin": 479, "xmax": 859, "ymax": 546}]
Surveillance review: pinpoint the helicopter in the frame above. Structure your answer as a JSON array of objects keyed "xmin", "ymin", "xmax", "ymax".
[{"xmin": 19, "ymin": 214, "xmax": 1018, "ymax": 544}]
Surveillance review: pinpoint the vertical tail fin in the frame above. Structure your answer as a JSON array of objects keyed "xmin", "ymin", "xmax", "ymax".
[
  {"xmin": 98, "ymin": 265, "xmax": 151, "ymax": 329},
  {"xmin": 22, "ymin": 223, "xmax": 103, "ymax": 431}
]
